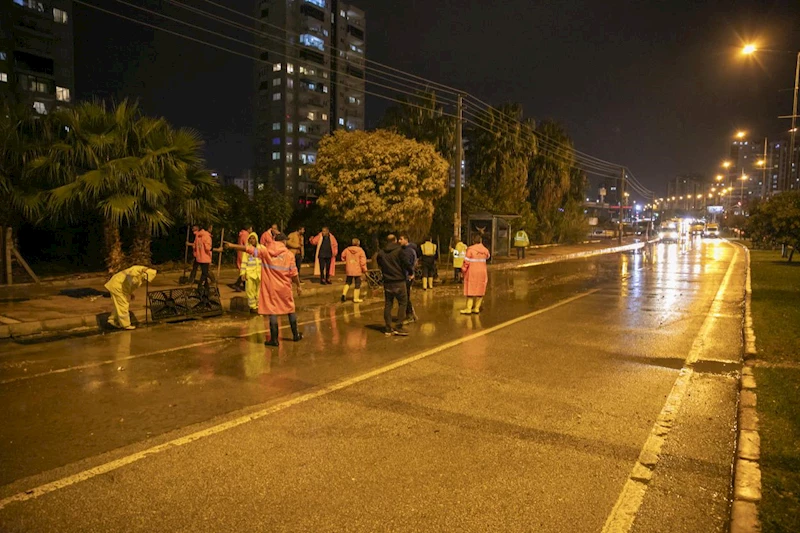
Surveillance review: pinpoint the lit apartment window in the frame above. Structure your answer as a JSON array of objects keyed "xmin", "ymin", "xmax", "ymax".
[
  {"xmin": 287, "ymin": 123, "xmax": 294, "ymax": 133},
  {"xmin": 272, "ymin": 122, "xmax": 280, "ymax": 131},
  {"xmin": 272, "ymin": 152, "xmax": 281, "ymax": 161},
  {"xmin": 53, "ymin": 7, "xmax": 68, "ymax": 23},
  {"xmin": 321, "ymin": 113, "xmax": 328, "ymax": 121},
  {"xmin": 33, "ymin": 101, "xmax": 47, "ymax": 114},
  {"xmin": 299, "ymin": 125, "xmax": 307, "ymax": 133},
  {"xmin": 272, "ymin": 138, "xmax": 281, "ymax": 145},
  {"xmin": 299, "ymin": 34, "xmax": 325, "ymax": 52},
  {"xmin": 56, "ymin": 86, "xmax": 70, "ymax": 102},
  {"xmin": 305, "ymin": 0, "xmax": 326, "ymax": 7},
  {"xmin": 286, "ymin": 153, "xmax": 293, "ymax": 163},
  {"xmin": 287, "ymin": 78, "xmax": 294, "ymax": 88},
  {"xmin": 287, "ymin": 63, "xmax": 294, "ymax": 74},
  {"xmin": 307, "ymin": 112, "xmax": 315, "ymax": 120},
  {"xmin": 322, "ymin": 85, "xmax": 328, "ymax": 93},
  {"xmin": 340, "ymin": 10, "xmax": 345, "ymax": 17},
  {"xmin": 0, "ymin": 52, "xmax": 6, "ymax": 60},
  {"xmin": 272, "ymin": 93, "xmax": 281, "ymax": 101},
  {"xmin": 273, "ymin": 63, "xmax": 282, "ymax": 72},
  {"xmin": 15, "ymin": 0, "xmax": 44, "ymax": 12},
  {"xmin": 272, "ymin": 78, "xmax": 280, "ymax": 86},
  {"xmin": 338, "ymin": 118, "xmax": 345, "ymax": 126},
  {"xmin": 0, "ymin": 73, "xmax": 7, "ymax": 83}
]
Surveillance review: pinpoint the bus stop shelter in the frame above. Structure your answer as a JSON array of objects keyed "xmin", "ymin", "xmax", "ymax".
[{"xmin": 467, "ymin": 212, "xmax": 522, "ymax": 258}]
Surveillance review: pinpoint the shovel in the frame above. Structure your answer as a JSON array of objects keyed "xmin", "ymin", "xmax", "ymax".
[{"xmin": 178, "ymin": 225, "xmax": 191, "ymax": 284}]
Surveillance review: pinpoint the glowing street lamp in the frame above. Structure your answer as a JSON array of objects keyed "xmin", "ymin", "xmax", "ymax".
[
  {"xmin": 735, "ymin": 131, "xmax": 747, "ymax": 139},
  {"xmin": 742, "ymin": 43, "xmax": 800, "ymax": 191},
  {"xmin": 722, "ymin": 161, "xmax": 732, "ymax": 169}
]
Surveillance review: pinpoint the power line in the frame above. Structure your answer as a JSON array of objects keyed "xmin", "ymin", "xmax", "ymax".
[{"xmin": 162, "ymin": 0, "xmax": 460, "ymax": 105}]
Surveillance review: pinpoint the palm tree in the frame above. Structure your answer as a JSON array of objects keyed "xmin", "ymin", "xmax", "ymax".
[{"xmin": 36, "ymin": 100, "xmax": 218, "ymax": 272}]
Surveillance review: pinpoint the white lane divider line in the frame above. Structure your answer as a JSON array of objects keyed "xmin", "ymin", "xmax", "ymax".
[
  {"xmin": 0, "ymin": 302, "xmax": 387, "ymax": 385},
  {"xmin": 601, "ymin": 244, "xmax": 740, "ymax": 533},
  {"xmin": 0, "ymin": 289, "xmax": 599, "ymax": 511}
]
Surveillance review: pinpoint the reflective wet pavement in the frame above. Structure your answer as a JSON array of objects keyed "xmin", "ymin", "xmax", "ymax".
[{"xmin": 0, "ymin": 239, "xmax": 746, "ymax": 532}]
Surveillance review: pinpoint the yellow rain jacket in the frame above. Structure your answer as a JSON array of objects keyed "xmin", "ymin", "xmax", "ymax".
[
  {"xmin": 450, "ymin": 242, "xmax": 467, "ymax": 268},
  {"xmin": 104, "ymin": 265, "xmax": 157, "ymax": 329},
  {"xmin": 239, "ymin": 232, "xmax": 264, "ymax": 281}
]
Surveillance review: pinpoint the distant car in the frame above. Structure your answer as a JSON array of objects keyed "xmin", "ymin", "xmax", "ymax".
[
  {"xmin": 658, "ymin": 225, "xmax": 679, "ymax": 243},
  {"xmin": 591, "ymin": 228, "xmax": 616, "ymax": 238},
  {"xmin": 690, "ymin": 223, "xmax": 705, "ymax": 235},
  {"xmin": 704, "ymin": 223, "xmax": 720, "ymax": 238}
]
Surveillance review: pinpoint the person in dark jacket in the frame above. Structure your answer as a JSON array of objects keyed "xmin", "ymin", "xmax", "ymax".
[
  {"xmin": 398, "ymin": 234, "xmax": 419, "ymax": 323},
  {"xmin": 376, "ymin": 234, "xmax": 413, "ymax": 336}
]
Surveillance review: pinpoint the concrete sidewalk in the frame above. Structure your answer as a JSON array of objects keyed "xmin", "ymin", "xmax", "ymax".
[{"xmin": 0, "ymin": 238, "xmax": 647, "ymax": 339}]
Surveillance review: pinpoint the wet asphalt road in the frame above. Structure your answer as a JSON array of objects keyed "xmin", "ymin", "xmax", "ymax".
[{"xmin": 0, "ymin": 239, "xmax": 745, "ymax": 532}]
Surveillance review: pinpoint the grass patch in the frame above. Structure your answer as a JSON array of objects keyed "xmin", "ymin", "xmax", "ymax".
[{"xmin": 749, "ymin": 249, "xmax": 800, "ymax": 532}]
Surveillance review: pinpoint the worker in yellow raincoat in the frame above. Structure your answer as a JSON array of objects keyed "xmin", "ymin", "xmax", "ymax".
[
  {"xmin": 239, "ymin": 232, "xmax": 264, "ymax": 313},
  {"xmin": 449, "ymin": 237, "xmax": 467, "ymax": 283},
  {"xmin": 104, "ymin": 265, "xmax": 157, "ymax": 330}
]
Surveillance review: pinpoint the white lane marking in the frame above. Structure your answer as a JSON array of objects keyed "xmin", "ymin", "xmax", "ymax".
[
  {"xmin": 0, "ymin": 289, "xmax": 598, "ymax": 510},
  {"xmin": 601, "ymin": 244, "xmax": 741, "ymax": 533},
  {"xmin": 0, "ymin": 302, "xmax": 386, "ymax": 385}
]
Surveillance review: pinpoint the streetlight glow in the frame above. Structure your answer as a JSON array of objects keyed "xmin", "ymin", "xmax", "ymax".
[
  {"xmin": 736, "ymin": 131, "xmax": 747, "ymax": 139},
  {"xmin": 715, "ymin": 175, "xmax": 723, "ymax": 181},
  {"xmin": 722, "ymin": 161, "xmax": 732, "ymax": 169},
  {"xmin": 742, "ymin": 44, "xmax": 757, "ymax": 55}
]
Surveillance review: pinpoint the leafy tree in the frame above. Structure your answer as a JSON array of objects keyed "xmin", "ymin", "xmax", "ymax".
[
  {"xmin": 528, "ymin": 121, "xmax": 587, "ymax": 243},
  {"xmin": 381, "ymin": 92, "xmax": 456, "ymax": 162},
  {"xmin": 310, "ymin": 129, "xmax": 449, "ymax": 248},
  {"xmin": 251, "ymin": 183, "xmax": 293, "ymax": 233},
  {"xmin": 747, "ymin": 191, "xmax": 800, "ymax": 261},
  {"xmin": 0, "ymin": 100, "xmax": 52, "ymax": 228}
]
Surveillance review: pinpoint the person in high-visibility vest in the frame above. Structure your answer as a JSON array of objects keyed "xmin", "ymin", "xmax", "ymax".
[
  {"xmin": 513, "ymin": 229, "xmax": 530, "ymax": 259},
  {"xmin": 239, "ymin": 232, "xmax": 264, "ymax": 313},
  {"xmin": 420, "ymin": 236, "xmax": 438, "ymax": 290},
  {"xmin": 450, "ymin": 238, "xmax": 467, "ymax": 283}
]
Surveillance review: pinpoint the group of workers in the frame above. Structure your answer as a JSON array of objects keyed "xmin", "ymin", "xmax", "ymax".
[{"xmin": 105, "ymin": 222, "xmax": 525, "ymax": 344}]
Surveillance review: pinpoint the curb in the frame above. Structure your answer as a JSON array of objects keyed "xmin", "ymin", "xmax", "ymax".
[{"xmin": 731, "ymin": 244, "xmax": 762, "ymax": 533}]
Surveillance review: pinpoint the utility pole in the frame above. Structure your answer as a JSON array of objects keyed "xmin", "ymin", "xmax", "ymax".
[
  {"xmin": 618, "ymin": 167, "xmax": 625, "ymax": 244},
  {"xmin": 761, "ymin": 137, "xmax": 768, "ymax": 198},
  {"xmin": 788, "ymin": 52, "xmax": 799, "ymax": 192},
  {"xmin": 454, "ymin": 94, "xmax": 463, "ymax": 242}
]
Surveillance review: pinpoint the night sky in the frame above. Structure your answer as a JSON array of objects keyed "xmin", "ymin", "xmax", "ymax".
[{"xmin": 75, "ymin": 0, "xmax": 800, "ymax": 196}]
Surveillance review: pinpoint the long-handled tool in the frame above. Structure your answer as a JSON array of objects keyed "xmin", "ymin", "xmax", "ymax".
[
  {"xmin": 179, "ymin": 225, "xmax": 191, "ymax": 284},
  {"xmin": 215, "ymin": 228, "xmax": 225, "ymax": 288}
]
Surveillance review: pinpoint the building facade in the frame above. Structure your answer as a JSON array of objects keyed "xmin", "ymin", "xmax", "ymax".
[
  {"xmin": 253, "ymin": 0, "xmax": 365, "ymax": 205},
  {"xmin": 1, "ymin": 0, "xmax": 74, "ymax": 114}
]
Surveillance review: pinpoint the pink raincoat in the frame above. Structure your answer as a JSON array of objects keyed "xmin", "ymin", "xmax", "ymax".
[
  {"xmin": 247, "ymin": 232, "xmax": 298, "ymax": 316},
  {"xmin": 462, "ymin": 243, "xmax": 490, "ymax": 296},
  {"xmin": 193, "ymin": 229, "xmax": 212, "ymax": 264},
  {"xmin": 236, "ymin": 229, "xmax": 250, "ymax": 270},
  {"xmin": 341, "ymin": 245, "xmax": 367, "ymax": 276},
  {"xmin": 309, "ymin": 232, "xmax": 338, "ymax": 277}
]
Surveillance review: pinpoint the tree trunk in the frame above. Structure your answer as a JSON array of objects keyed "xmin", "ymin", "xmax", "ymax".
[
  {"xmin": 130, "ymin": 223, "xmax": 152, "ymax": 266},
  {"xmin": 789, "ymin": 246, "xmax": 795, "ymax": 263},
  {"xmin": 103, "ymin": 220, "xmax": 125, "ymax": 274}
]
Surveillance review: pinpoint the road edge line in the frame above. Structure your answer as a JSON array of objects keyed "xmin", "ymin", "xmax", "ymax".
[
  {"xmin": 730, "ymin": 243, "xmax": 762, "ymax": 533},
  {"xmin": 0, "ymin": 288, "xmax": 599, "ymax": 511},
  {"xmin": 601, "ymin": 242, "xmax": 741, "ymax": 533}
]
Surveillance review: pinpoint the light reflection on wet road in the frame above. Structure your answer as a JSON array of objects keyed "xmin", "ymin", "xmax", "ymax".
[{"xmin": 0, "ymin": 238, "xmax": 746, "ymax": 533}]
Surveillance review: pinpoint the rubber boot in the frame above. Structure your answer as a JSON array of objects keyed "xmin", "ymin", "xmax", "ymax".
[
  {"xmin": 341, "ymin": 284, "xmax": 350, "ymax": 302},
  {"xmin": 473, "ymin": 296, "xmax": 484, "ymax": 314},
  {"xmin": 422, "ymin": 278, "xmax": 428, "ymax": 290},
  {"xmin": 460, "ymin": 297, "xmax": 474, "ymax": 314},
  {"xmin": 428, "ymin": 277, "xmax": 434, "ymax": 289},
  {"xmin": 289, "ymin": 313, "xmax": 302, "ymax": 341},
  {"xmin": 265, "ymin": 319, "xmax": 280, "ymax": 346},
  {"xmin": 353, "ymin": 289, "xmax": 363, "ymax": 303}
]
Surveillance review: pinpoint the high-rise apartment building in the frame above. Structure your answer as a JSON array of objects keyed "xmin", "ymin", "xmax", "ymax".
[
  {"xmin": 1, "ymin": 0, "xmax": 74, "ymax": 114},
  {"xmin": 253, "ymin": 0, "xmax": 365, "ymax": 205}
]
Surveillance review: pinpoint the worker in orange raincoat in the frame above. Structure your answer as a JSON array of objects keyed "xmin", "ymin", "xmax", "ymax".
[
  {"xmin": 309, "ymin": 227, "xmax": 338, "ymax": 285},
  {"xmin": 226, "ymin": 232, "xmax": 302, "ymax": 346},
  {"xmin": 460, "ymin": 233, "xmax": 490, "ymax": 314},
  {"xmin": 186, "ymin": 223, "xmax": 213, "ymax": 288},
  {"xmin": 340, "ymin": 238, "xmax": 368, "ymax": 303}
]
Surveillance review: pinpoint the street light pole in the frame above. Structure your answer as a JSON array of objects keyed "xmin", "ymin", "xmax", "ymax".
[
  {"xmin": 454, "ymin": 94, "xmax": 463, "ymax": 242},
  {"xmin": 618, "ymin": 167, "xmax": 625, "ymax": 244},
  {"xmin": 788, "ymin": 52, "xmax": 799, "ymax": 191}
]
